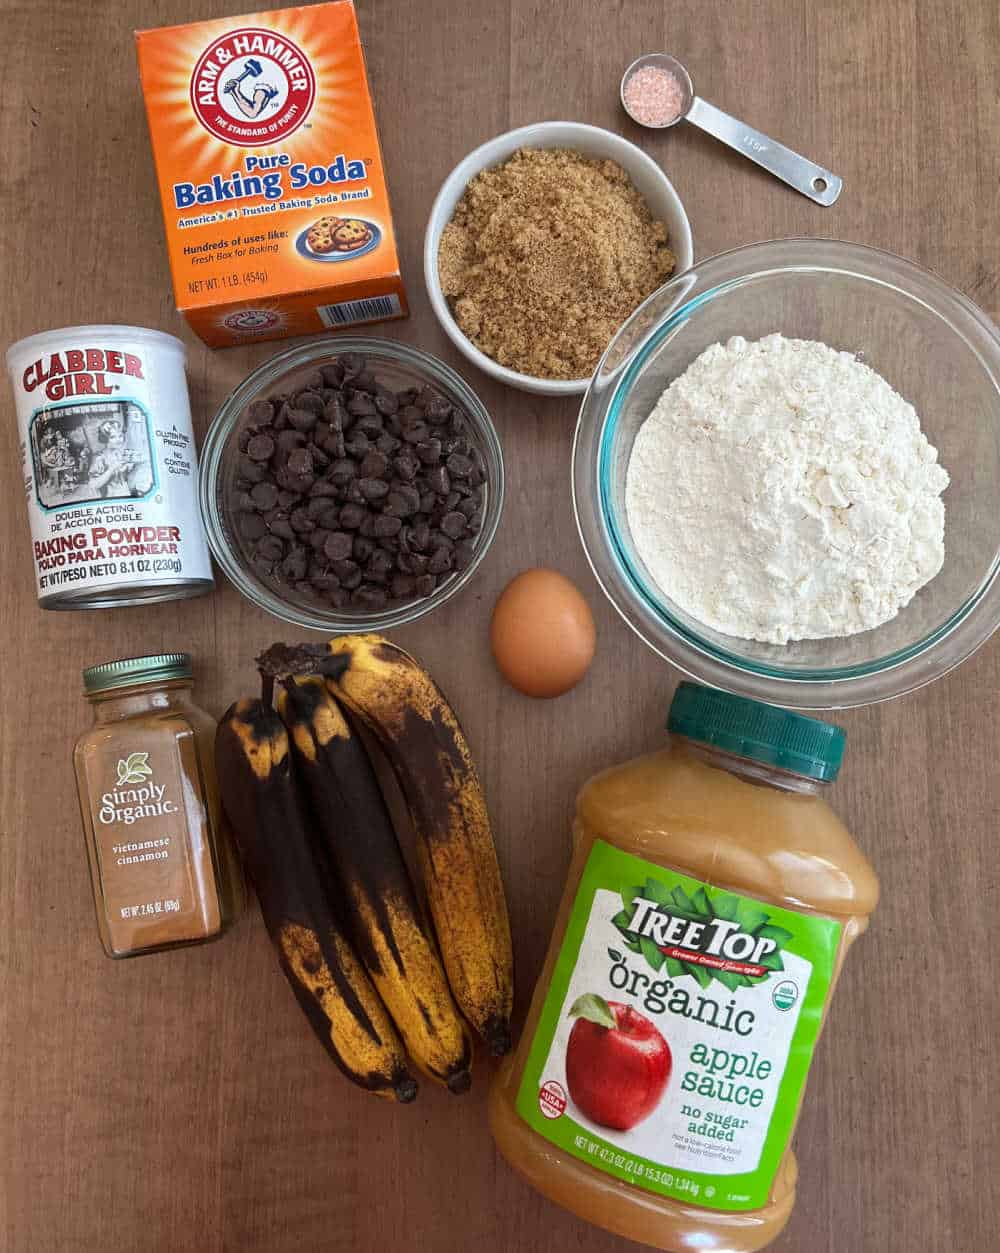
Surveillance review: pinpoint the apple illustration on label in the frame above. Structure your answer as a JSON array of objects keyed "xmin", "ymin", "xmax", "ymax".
[{"xmin": 565, "ymin": 994, "xmax": 672, "ymax": 1131}]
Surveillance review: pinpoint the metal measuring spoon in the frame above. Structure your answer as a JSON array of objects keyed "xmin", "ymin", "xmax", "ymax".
[{"xmin": 621, "ymin": 53, "xmax": 842, "ymax": 206}]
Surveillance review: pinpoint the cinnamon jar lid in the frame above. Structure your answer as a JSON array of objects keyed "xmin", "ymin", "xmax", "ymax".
[{"xmin": 82, "ymin": 652, "xmax": 192, "ymax": 695}]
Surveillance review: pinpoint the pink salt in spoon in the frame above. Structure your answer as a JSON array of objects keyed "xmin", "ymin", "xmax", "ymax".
[{"xmin": 621, "ymin": 53, "xmax": 842, "ymax": 206}]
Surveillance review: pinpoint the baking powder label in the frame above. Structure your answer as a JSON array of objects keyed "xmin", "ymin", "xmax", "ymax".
[{"xmin": 8, "ymin": 330, "xmax": 213, "ymax": 605}]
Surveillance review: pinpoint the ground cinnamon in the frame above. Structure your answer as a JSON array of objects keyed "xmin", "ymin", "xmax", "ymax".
[{"xmin": 73, "ymin": 654, "xmax": 243, "ymax": 957}]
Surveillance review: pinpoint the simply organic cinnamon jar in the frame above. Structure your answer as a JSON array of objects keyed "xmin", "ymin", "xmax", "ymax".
[{"xmin": 73, "ymin": 653, "xmax": 244, "ymax": 958}]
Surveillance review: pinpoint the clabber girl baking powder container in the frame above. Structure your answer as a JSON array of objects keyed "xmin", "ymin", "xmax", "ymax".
[{"xmin": 6, "ymin": 325, "xmax": 214, "ymax": 608}]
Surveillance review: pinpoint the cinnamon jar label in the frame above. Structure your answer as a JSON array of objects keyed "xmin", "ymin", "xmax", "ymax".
[
  {"xmin": 79, "ymin": 730, "xmax": 220, "ymax": 953},
  {"xmin": 516, "ymin": 840, "xmax": 841, "ymax": 1212}
]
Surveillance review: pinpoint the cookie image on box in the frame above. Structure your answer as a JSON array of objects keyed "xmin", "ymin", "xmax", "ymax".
[
  {"xmin": 332, "ymin": 219, "xmax": 373, "ymax": 251},
  {"xmin": 295, "ymin": 216, "xmax": 382, "ymax": 263},
  {"xmin": 306, "ymin": 216, "xmax": 344, "ymax": 255}
]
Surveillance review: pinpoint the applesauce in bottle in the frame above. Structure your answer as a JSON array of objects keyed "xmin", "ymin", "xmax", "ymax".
[{"xmin": 490, "ymin": 683, "xmax": 878, "ymax": 1252}]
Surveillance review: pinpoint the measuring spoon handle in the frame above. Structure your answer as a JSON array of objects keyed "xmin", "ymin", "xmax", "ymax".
[{"xmin": 686, "ymin": 96, "xmax": 842, "ymax": 206}]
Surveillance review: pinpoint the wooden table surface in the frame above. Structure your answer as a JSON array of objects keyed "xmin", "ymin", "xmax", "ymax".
[{"xmin": 2, "ymin": 1, "xmax": 998, "ymax": 1250}]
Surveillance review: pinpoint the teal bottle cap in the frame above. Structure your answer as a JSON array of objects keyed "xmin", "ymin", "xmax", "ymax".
[
  {"xmin": 83, "ymin": 653, "xmax": 193, "ymax": 695},
  {"xmin": 667, "ymin": 682, "xmax": 846, "ymax": 782}
]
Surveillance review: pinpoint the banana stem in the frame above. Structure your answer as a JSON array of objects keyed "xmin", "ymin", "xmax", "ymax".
[{"xmin": 260, "ymin": 671, "xmax": 275, "ymax": 711}]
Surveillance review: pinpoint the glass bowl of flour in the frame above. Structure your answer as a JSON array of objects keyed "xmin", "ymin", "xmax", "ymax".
[{"xmin": 573, "ymin": 238, "xmax": 1000, "ymax": 708}]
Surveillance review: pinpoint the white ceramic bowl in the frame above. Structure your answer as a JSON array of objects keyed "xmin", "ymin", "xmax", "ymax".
[{"xmin": 423, "ymin": 121, "xmax": 694, "ymax": 397}]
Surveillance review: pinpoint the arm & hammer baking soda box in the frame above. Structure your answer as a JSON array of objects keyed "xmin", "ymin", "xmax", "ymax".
[{"xmin": 135, "ymin": 2, "xmax": 407, "ymax": 347}]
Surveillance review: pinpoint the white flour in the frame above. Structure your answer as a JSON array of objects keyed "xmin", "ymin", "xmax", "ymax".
[{"xmin": 625, "ymin": 333, "xmax": 950, "ymax": 644}]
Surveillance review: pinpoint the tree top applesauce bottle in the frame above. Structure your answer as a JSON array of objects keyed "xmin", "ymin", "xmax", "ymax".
[{"xmin": 489, "ymin": 683, "xmax": 879, "ymax": 1252}]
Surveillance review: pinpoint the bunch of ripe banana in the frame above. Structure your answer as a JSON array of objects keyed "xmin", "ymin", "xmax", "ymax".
[{"xmin": 215, "ymin": 633, "xmax": 513, "ymax": 1102}]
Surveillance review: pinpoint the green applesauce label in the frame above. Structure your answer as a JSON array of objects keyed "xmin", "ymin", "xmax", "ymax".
[{"xmin": 516, "ymin": 840, "xmax": 842, "ymax": 1212}]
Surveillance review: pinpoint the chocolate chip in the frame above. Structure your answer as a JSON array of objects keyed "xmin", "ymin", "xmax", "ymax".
[
  {"xmin": 425, "ymin": 394, "xmax": 452, "ymax": 422},
  {"xmin": 294, "ymin": 391, "xmax": 325, "ymax": 415},
  {"xmin": 321, "ymin": 363, "xmax": 344, "ymax": 388},
  {"xmin": 358, "ymin": 477, "xmax": 389, "ymax": 501},
  {"xmin": 359, "ymin": 450, "xmax": 389, "ymax": 479},
  {"xmin": 309, "ymin": 478, "xmax": 339, "ymax": 498},
  {"xmin": 282, "ymin": 548, "xmax": 309, "ymax": 581},
  {"xmin": 353, "ymin": 584, "xmax": 387, "ymax": 610},
  {"xmin": 354, "ymin": 370, "xmax": 377, "ymax": 393},
  {"xmin": 416, "ymin": 439, "xmax": 442, "ymax": 464},
  {"xmin": 359, "ymin": 417, "xmax": 387, "ymax": 443},
  {"xmin": 426, "ymin": 465, "xmax": 450, "ymax": 496},
  {"xmin": 415, "ymin": 574, "xmax": 436, "ymax": 597},
  {"xmin": 268, "ymin": 516, "xmax": 296, "ymax": 541},
  {"xmin": 394, "ymin": 454, "xmax": 419, "ymax": 481},
  {"xmin": 240, "ymin": 513, "xmax": 268, "ymax": 540},
  {"xmin": 408, "ymin": 521, "xmax": 431, "ymax": 552},
  {"xmin": 402, "ymin": 422, "xmax": 429, "ymax": 445},
  {"xmin": 235, "ymin": 490, "xmax": 258, "ymax": 512},
  {"xmin": 453, "ymin": 540, "xmax": 476, "ymax": 571},
  {"xmin": 288, "ymin": 408, "xmax": 318, "ymax": 433},
  {"xmin": 324, "ymin": 397, "xmax": 347, "ymax": 429},
  {"xmin": 237, "ymin": 456, "xmax": 265, "ymax": 484},
  {"xmin": 340, "ymin": 352, "xmax": 364, "ymax": 377},
  {"xmin": 287, "ymin": 448, "xmax": 313, "ymax": 476},
  {"xmin": 347, "ymin": 392, "xmax": 377, "ymax": 417},
  {"xmin": 367, "ymin": 548, "xmax": 395, "ymax": 580},
  {"xmin": 246, "ymin": 434, "xmax": 275, "ymax": 462},
  {"xmin": 338, "ymin": 503, "xmax": 366, "ymax": 530},
  {"xmin": 280, "ymin": 472, "xmax": 314, "ymax": 496},
  {"xmin": 290, "ymin": 508, "xmax": 316, "ymax": 534},
  {"xmin": 302, "ymin": 371, "xmax": 325, "ymax": 393},
  {"xmin": 446, "ymin": 453, "xmax": 473, "ymax": 479},
  {"xmin": 307, "ymin": 495, "xmax": 335, "ymax": 518},
  {"xmin": 257, "ymin": 535, "xmax": 286, "ymax": 561},
  {"xmin": 247, "ymin": 399, "xmax": 275, "ymax": 424},
  {"xmin": 384, "ymin": 490, "xmax": 415, "ymax": 518},
  {"xmin": 427, "ymin": 546, "xmax": 453, "ymax": 574},
  {"xmin": 245, "ymin": 481, "xmax": 276, "ymax": 512},
  {"xmin": 345, "ymin": 434, "xmax": 371, "ymax": 459},
  {"xmin": 390, "ymin": 573, "xmax": 416, "ymax": 599},
  {"xmin": 376, "ymin": 433, "xmax": 401, "ymax": 456},
  {"xmin": 375, "ymin": 386, "xmax": 399, "ymax": 416},
  {"xmin": 374, "ymin": 513, "xmax": 403, "ymax": 538},
  {"xmin": 324, "ymin": 532, "xmax": 354, "ymax": 561},
  {"xmin": 440, "ymin": 511, "xmax": 467, "ymax": 539},
  {"xmin": 276, "ymin": 428, "xmax": 305, "ymax": 452}
]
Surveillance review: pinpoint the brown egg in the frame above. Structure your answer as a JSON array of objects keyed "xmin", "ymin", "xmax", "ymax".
[{"xmin": 490, "ymin": 568, "xmax": 597, "ymax": 698}]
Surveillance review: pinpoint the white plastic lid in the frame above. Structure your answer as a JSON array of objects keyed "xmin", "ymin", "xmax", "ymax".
[{"xmin": 6, "ymin": 325, "xmax": 186, "ymax": 373}]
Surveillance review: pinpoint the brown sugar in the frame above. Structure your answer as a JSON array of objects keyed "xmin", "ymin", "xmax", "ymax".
[{"xmin": 437, "ymin": 148, "xmax": 676, "ymax": 380}]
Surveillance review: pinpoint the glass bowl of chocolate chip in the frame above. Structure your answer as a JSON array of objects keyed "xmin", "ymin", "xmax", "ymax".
[{"xmin": 199, "ymin": 338, "xmax": 503, "ymax": 630}]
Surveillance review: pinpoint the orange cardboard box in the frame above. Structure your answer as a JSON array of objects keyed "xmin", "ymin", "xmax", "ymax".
[{"xmin": 135, "ymin": 2, "xmax": 407, "ymax": 348}]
